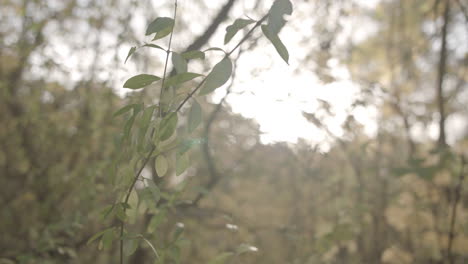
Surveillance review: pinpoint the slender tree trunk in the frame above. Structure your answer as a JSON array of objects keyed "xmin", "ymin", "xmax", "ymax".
[{"xmin": 436, "ymin": 0, "xmax": 450, "ymax": 147}]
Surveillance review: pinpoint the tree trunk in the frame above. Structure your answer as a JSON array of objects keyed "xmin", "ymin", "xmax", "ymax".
[{"xmin": 436, "ymin": 0, "xmax": 450, "ymax": 147}]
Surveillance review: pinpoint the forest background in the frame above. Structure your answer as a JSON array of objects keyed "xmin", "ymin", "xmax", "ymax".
[{"xmin": 1, "ymin": 0, "xmax": 467, "ymax": 263}]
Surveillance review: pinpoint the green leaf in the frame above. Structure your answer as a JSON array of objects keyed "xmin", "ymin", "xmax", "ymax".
[
  {"xmin": 132, "ymin": 104, "xmax": 144, "ymax": 114},
  {"xmin": 138, "ymin": 188, "xmax": 154, "ymax": 205},
  {"xmin": 268, "ymin": 0, "xmax": 293, "ymax": 34},
  {"xmin": 176, "ymin": 152, "xmax": 190, "ymax": 176},
  {"xmin": 178, "ymin": 138, "xmax": 205, "ymax": 155},
  {"xmin": 123, "ymin": 74, "xmax": 161, "ymax": 89},
  {"xmin": 171, "ymin": 52, "xmax": 187, "ymax": 74},
  {"xmin": 148, "ymin": 210, "xmax": 167, "ymax": 233},
  {"xmin": 100, "ymin": 204, "xmax": 116, "ymax": 219},
  {"xmin": 125, "ymin": 46, "xmax": 136, "ymax": 64},
  {"xmin": 153, "ymin": 27, "xmax": 173, "ymax": 40},
  {"xmin": 164, "ymin": 72, "xmax": 203, "ymax": 88},
  {"xmin": 123, "ymin": 114, "xmax": 136, "ymax": 141},
  {"xmin": 207, "ymin": 252, "xmax": 234, "ymax": 264},
  {"xmin": 188, "ymin": 100, "xmax": 202, "ymax": 133},
  {"xmin": 261, "ymin": 25, "xmax": 289, "ymax": 64},
  {"xmin": 137, "ymin": 106, "xmax": 156, "ymax": 148},
  {"xmin": 146, "ymin": 17, "xmax": 174, "ymax": 40},
  {"xmin": 181, "ymin": 50, "xmax": 205, "ymax": 60},
  {"xmin": 142, "ymin": 43, "xmax": 165, "ymax": 51},
  {"xmin": 115, "ymin": 203, "xmax": 127, "ymax": 222},
  {"xmin": 199, "ymin": 57, "xmax": 232, "ymax": 95},
  {"xmin": 113, "ymin": 103, "xmax": 141, "ymax": 117},
  {"xmin": 87, "ymin": 228, "xmax": 111, "ymax": 245},
  {"xmin": 101, "ymin": 228, "xmax": 115, "ymax": 250},
  {"xmin": 124, "ymin": 239, "xmax": 138, "ymax": 256},
  {"xmin": 122, "ymin": 104, "xmax": 142, "ymax": 141},
  {"xmin": 155, "ymin": 155, "xmax": 168, "ymax": 177},
  {"xmin": 159, "ymin": 112, "xmax": 178, "ymax": 141},
  {"xmin": 147, "ymin": 180, "xmax": 161, "ymax": 203},
  {"xmin": 224, "ymin": 19, "xmax": 255, "ymax": 44}
]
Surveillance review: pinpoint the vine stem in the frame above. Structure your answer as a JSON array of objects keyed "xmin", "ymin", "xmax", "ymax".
[
  {"xmin": 119, "ymin": 1, "xmax": 178, "ymax": 263},
  {"xmin": 119, "ymin": 8, "xmax": 269, "ymax": 264}
]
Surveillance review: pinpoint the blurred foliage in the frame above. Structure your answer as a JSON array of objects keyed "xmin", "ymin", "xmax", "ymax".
[{"xmin": 1, "ymin": 0, "xmax": 467, "ymax": 264}]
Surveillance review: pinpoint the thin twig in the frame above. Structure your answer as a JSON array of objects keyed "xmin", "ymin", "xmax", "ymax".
[
  {"xmin": 141, "ymin": 236, "xmax": 160, "ymax": 260},
  {"xmin": 158, "ymin": 0, "xmax": 178, "ymax": 118},
  {"xmin": 447, "ymin": 155, "xmax": 466, "ymax": 264}
]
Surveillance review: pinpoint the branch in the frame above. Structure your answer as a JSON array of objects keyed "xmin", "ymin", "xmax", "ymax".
[{"xmin": 184, "ymin": 0, "xmax": 237, "ymax": 52}]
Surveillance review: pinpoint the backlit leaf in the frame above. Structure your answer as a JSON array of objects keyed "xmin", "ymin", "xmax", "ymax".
[
  {"xmin": 155, "ymin": 155, "xmax": 168, "ymax": 177},
  {"xmin": 267, "ymin": 0, "xmax": 293, "ymax": 34},
  {"xmin": 171, "ymin": 52, "xmax": 187, "ymax": 74},
  {"xmin": 147, "ymin": 179, "xmax": 161, "ymax": 203},
  {"xmin": 164, "ymin": 72, "xmax": 203, "ymax": 88},
  {"xmin": 199, "ymin": 57, "xmax": 232, "ymax": 95},
  {"xmin": 159, "ymin": 112, "xmax": 178, "ymax": 141},
  {"xmin": 176, "ymin": 152, "xmax": 189, "ymax": 176},
  {"xmin": 188, "ymin": 100, "xmax": 202, "ymax": 133},
  {"xmin": 261, "ymin": 25, "xmax": 289, "ymax": 64},
  {"xmin": 178, "ymin": 138, "xmax": 205, "ymax": 155},
  {"xmin": 181, "ymin": 50, "xmax": 205, "ymax": 60},
  {"xmin": 113, "ymin": 103, "xmax": 141, "ymax": 117},
  {"xmin": 124, "ymin": 46, "xmax": 136, "ymax": 64},
  {"xmin": 137, "ymin": 106, "xmax": 155, "ymax": 148},
  {"xmin": 146, "ymin": 17, "xmax": 174, "ymax": 40},
  {"xmin": 224, "ymin": 19, "xmax": 255, "ymax": 44},
  {"xmin": 123, "ymin": 114, "xmax": 136, "ymax": 141},
  {"xmin": 123, "ymin": 74, "xmax": 161, "ymax": 89}
]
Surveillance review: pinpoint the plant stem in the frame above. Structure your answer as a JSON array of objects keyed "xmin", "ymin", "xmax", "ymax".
[
  {"xmin": 119, "ymin": 2, "xmax": 178, "ymax": 263},
  {"xmin": 119, "ymin": 145, "xmax": 155, "ymax": 264},
  {"xmin": 158, "ymin": 0, "xmax": 178, "ymax": 118}
]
